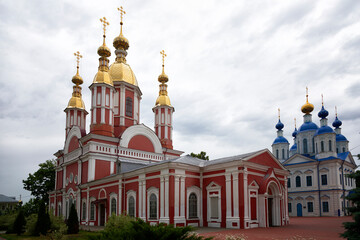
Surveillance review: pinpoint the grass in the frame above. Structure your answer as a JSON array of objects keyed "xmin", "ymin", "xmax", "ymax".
[{"xmin": 0, "ymin": 230, "xmax": 101, "ymax": 240}]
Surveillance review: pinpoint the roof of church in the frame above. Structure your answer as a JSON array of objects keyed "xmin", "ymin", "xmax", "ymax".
[
  {"xmin": 314, "ymin": 125, "xmax": 334, "ymax": 136},
  {"xmin": 0, "ymin": 194, "xmax": 18, "ymax": 203},
  {"xmin": 298, "ymin": 121, "xmax": 318, "ymax": 132},
  {"xmin": 273, "ymin": 136, "xmax": 289, "ymax": 144}
]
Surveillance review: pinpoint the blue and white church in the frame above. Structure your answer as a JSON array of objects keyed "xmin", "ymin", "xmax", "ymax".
[{"xmin": 272, "ymin": 90, "xmax": 357, "ymax": 217}]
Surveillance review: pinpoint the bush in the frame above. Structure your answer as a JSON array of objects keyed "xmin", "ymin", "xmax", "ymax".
[
  {"xmin": 50, "ymin": 213, "xmax": 67, "ymax": 234},
  {"xmin": 13, "ymin": 209, "xmax": 26, "ymax": 235},
  {"xmin": 66, "ymin": 204, "xmax": 79, "ymax": 234},
  {"xmin": 0, "ymin": 213, "xmax": 16, "ymax": 232},
  {"xmin": 90, "ymin": 216, "xmax": 212, "ymax": 240},
  {"xmin": 25, "ymin": 214, "xmax": 37, "ymax": 235}
]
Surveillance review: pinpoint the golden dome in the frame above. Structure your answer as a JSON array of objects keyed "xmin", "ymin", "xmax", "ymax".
[
  {"xmin": 97, "ymin": 44, "xmax": 111, "ymax": 57},
  {"xmin": 301, "ymin": 87, "xmax": 314, "ymax": 114},
  {"xmin": 72, "ymin": 73, "xmax": 83, "ymax": 85},
  {"xmin": 93, "ymin": 71, "xmax": 113, "ymax": 85},
  {"xmin": 109, "ymin": 61, "xmax": 138, "ymax": 86},
  {"xmin": 301, "ymin": 102, "xmax": 314, "ymax": 114},
  {"xmin": 113, "ymin": 34, "xmax": 129, "ymax": 50},
  {"xmin": 155, "ymin": 95, "xmax": 172, "ymax": 107},
  {"xmin": 67, "ymin": 95, "xmax": 86, "ymax": 110},
  {"xmin": 158, "ymin": 72, "xmax": 168, "ymax": 83}
]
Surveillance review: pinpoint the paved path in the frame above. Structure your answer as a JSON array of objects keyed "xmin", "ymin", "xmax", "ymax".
[{"xmin": 197, "ymin": 217, "xmax": 351, "ymax": 240}]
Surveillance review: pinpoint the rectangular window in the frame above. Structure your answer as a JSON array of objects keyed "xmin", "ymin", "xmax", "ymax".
[
  {"xmin": 296, "ymin": 176, "xmax": 301, "ymax": 187},
  {"xmin": 321, "ymin": 175, "xmax": 328, "ymax": 185},
  {"xmin": 287, "ymin": 178, "xmax": 291, "ymax": 188},
  {"xmin": 90, "ymin": 202, "xmax": 95, "ymax": 220},
  {"xmin": 307, "ymin": 202, "xmax": 313, "ymax": 212},
  {"xmin": 288, "ymin": 203, "xmax": 292, "ymax": 213},
  {"xmin": 340, "ymin": 174, "xmax": 342, "ymax": 185},
  {"xmin": 106, "ymin": 94, "xmax": 110, "ymax": 106},
  {"xmin": 306, "ymin": 176, "xmax": 312, "ymax": 187},
  {"xmin": 210, "ymin": 197, "xmax": 219, "ymax": 219},
  {"xmin": 322, "ymin": 201, "xmax": 329, "ymax": 212},
  {"xmin": 97, "ymin": 93, "xmax": 101, "ymax": 105}
]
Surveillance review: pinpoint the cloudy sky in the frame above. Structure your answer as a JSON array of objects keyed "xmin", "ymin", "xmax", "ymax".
[{"xmin": 1, "ymin": 0, "xmax": 360, "ymax": 202}]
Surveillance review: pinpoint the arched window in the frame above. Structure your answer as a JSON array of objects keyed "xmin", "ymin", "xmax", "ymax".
[
  {"xmin": 312, "ymin": 138, "xmax": 315, "ymax": 153},
  {"xmin": 125, "ymin": 97, "xmax": 133, "ymax": 117},
  {"xmin": 296, "ymin": 176, "xmax": 301, "ymax": 187},
  {"xmin": 303, "ymin": 139, "xmax": 308, "ymax": 154},
  {"xmin": 321, "ymin": 141, "xmax": 324, "ymax": 152},
  {"xmin": 90, "ymin": 202, "xmax": 95, "ymax": 220},
  {"xmin": 58, "ymin": 204, "xmax": 62, "ymax": 216},
  {"xmin": 328, "ymin": 140, "xmax": 332, "ymax": 151},
  {"xmin": 129, "ymin": 196, "xmax": 135, "ymax": 217},
  {"xmin": 82, "ymin": 202, "xmax": 86, "ymax": 220},
  {"xmin": 282, "ymin": 149, "xmax": 285, "ymax": 159},
  {"xmin": 342, "ymin": 147, "xmax": 346, "ymax": 153},
  {"xmin": 337, "ymin": 148, "xmax": 339, "ymax": 153},
  {"xmin": 111, "ymin": 198, "xmax": 117, "ymax": 215},
  {"xmin": 149, "ymin": 194, "xmax": 157, "ymax": 219},
  {"xmin": 276, "ymin": 149, "xmax": 279, "ymax": 159},
  {"xmin": 189, "ymin": 193, "xmax": 197, "ymax": 218}
]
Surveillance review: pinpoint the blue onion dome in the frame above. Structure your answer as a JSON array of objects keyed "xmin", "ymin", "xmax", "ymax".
[
  {"xmin": 290, "ymin": 143, "xmax": 297, "ymax": 151},
  {"xmin": 273, "ymin": 136, "xmax": 289, "ymax": 145},
  {"xmin": 318, "ymin": 105, "xmax": 329, "ymax": 119},
  {"xmin": 336, "ymin": 134, "xmax": 348, "ymax": 142},
  {"xmin": 299, "ymin": 122, "xmax": 319, "ymax": 132},
  {"xmin": 333, "ymin": 116, "xmax": 342, "ymax": 128},
  {"xmin": 292, "ymin": 128, "xmax": 298, "ymax": 138},
  {"xmin": 275, "ymin": 119, "xmax": 284, "ymax": 130},
  {"xmin": 314, "ymin": 125, "xmax": 334, "ymax": 136}
]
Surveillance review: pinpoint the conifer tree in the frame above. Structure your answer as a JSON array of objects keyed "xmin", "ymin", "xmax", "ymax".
[
  {"xmin": 66, "ymin": 203, "xmax": 79, "ymax": 234},
  {"xmin": 13, "ymin": 208, "xmax": 26, "ymax": 235},
  {"xmin": 34, "ymin": 200, "xmax": 51, "ymax": 236}
]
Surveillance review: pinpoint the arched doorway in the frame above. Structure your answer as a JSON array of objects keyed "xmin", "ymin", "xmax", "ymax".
[
  {"xmin": 297, "ymin": 203, "xmax": 303, "ymax": 217},
  {"xmin": 267, "ymin": 182, "xmax": 281, "ymax": 227}
]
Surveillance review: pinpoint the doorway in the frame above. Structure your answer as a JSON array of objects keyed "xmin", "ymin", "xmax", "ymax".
[
  {"xmin": 297, "ymin": 203, "xmax": 303, "ymax": 217},
  {"xmin": 268, "ymin": 198, "xmax": 273, "ymax": 226},
  {"xmin": 99, "ymin": 204, "xmax": 106, "ymax": 226}
]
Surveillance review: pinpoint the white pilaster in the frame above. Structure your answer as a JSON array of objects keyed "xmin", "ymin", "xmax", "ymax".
[
  {"xmin": 243, "ymin": 167, "xmax": 249, "ymax": 228},
  {"xmin": 120, "ymin": 87, "xmax": 125, "ymax": 126},
  {"xmin": 118, "ymin": 179, "xmax": 122, "ymax": 215},
  {"xmin": 174, "ymin": 176, "xmax": 179, "ymax": 218},
  {"xmin": 88, "ymin": 159, "xmax": 95, "ymax": 182},
  {"xmin": 180, "ymin": 176, "xmax": 185, "ymax": 217}
]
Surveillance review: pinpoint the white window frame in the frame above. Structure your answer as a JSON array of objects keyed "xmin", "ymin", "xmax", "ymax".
[
  {"xmin": 248, "ymin": 180, "xmax": 259, "ymax": 222},
  {"xmin": 206, "ymin": 182, "xmax": 221, "ymax": 223},
  {"xmin": 109, "ymin": 193, "xmax": 117, "ymax": 216},
  {"xmin": 147, "ymin": 187, "xmax": 159, "ymax": 221},
  {"xmin": 127, "ymin": 190, "xmax": 136, "ymax": 217},
  {"xmin": 81, "ymin": 199, "xmax": 87, "ymax": 220},
  {"xmin": 186, "ymin": 186, "xmax": 201, "ymax": 220},
  {"xmin": 89, "ymin": 197, "xmax": 96, "ymax": 221}
]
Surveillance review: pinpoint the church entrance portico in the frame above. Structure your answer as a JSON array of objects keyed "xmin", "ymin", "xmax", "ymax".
[{"xmin": 267, "ymin": 182, "xmax": 281, "ymax": 227}]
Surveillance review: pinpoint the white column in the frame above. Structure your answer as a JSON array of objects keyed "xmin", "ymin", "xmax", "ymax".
[
  {"xmin": 174, "ymin": 176, "xmax": 180, "ymax": 220},
  {"xmin": 180, "ymin": 177, "xmax": 185, "ymax": 217},
  {"xmin": 110, "ymin": 89, "xmax": 113, "ymax": 125},
  {"xmin": 120, "ymin": 87, "xmax": 125, "ymax": 125},
  {"xmin": 78, "ymin": 161, "xmax": 82, "ymax": 185},
  {"xmin": 142, "ymin": 180, "xmax": 146, "ymax": 219},
  {"xmin": 232, "ymin": 172, "xmax": 239, "ymax": 218},
  {"xmin": 88, "ymin": 159, "xmax": 95, "ymax": 182},
  {"xmin": 243, "ymin": 168, "xmax": 249, "ymax": 228},
  {"xmin": 134, "ymin": 92, "xmax": 138, "ymax": 124},
  {"xmin": 164, "ymin": 175, "xmax": 169, "ymax": 222},
  {"xmin": 138, "ymin": 180, "xmax": 142, "ymax": 219},
  {"xmin": 119, "ymin": 179, "xmax": 122, "ymax": 215},
  {"xmin": 63, "ymin": 167, "xmax": 66, "ymax": 188},
  {"xmin": 225, "ymin": 173, "xmax": 232, "ymax": 218},
  {"xmin": 86, "ymin": 188, "xmax": 89, "ymax": 224},
  {"xmin": 74, "ymin": 110, "xmax": 77, "ymax": 125},
  {"xmin": 160, "ymin": 177, "xmax": 165, "ymax": 218}
]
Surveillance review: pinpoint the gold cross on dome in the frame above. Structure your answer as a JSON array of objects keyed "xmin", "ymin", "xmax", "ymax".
[
  {"xmin": 117, "ymin": 6, "xmax": 126, "ymax": 23},
  {"xmin": 100, "ymin": 17, "xmax": 109, "ymax": 36},
  {"xmin": 294, "ymin": 118, "xmax": 297, "ymax": 128},
  {"xmin": 160, "ymin": 50, "xmax": 167, "ymax": 66},
  {"xmin": 74, "ymin": 51, "xmax": 82, "ymax": 69},
  {"xmin": 278, "ymin": 108, "xmax": 280, "ymax": 119}
]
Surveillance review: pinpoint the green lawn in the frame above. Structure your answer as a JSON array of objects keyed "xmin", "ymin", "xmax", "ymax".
[{"xmin": 0, "ymin": 230, "xmax": 101, "ymax": 240}]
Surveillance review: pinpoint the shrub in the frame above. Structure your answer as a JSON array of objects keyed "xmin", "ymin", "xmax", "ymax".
[
  {"xmin": 25, "ymin": 214, "xmax": 37, "ymax": 235},
  {"xmin": 13, "ymin": 209, "xmax": 26, "ymax": 235},
  {"xmin": 0, "ymin": 213, "xmax": 16, "ymax": 232},
  {"xmin": 66, "ymin": 203, "xmax": 79, "ymax": 234}
]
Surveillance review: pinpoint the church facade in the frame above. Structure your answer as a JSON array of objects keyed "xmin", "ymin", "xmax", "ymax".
[
  {"xmin": 49, "ymin": 8, "xmax": 289, "ymax": 229},
  {"xmin": 272, "ymin": 91, "xmax": 357, "ymax": 217}
]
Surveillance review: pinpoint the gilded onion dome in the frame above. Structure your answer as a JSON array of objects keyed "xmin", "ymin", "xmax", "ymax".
[
  {"xmin": 109, "ymin": 6, "xmax": 138, "ymax": 87},
  {"xmin": 301, "ymin": 87, "xmax": 314, "ymax": 114},
  {"xmin": 155, "ymin": 50, "xmax": 172, "ymax": 107},
  {"xmin": 67, "ymin": 51, "xmax": 86, "ymax": 110},
  {"xmin": 93, "ymin": 17, "xmax": 113, "ymax": 86}
]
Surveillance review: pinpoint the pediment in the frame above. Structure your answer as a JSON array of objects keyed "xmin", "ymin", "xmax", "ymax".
[
  {"xmin": 283, "ymin": 154, "xmax": 316, "ymax": 166},
  {"xmin": 206, "ymin": 181, "xmax": 221, "ymax": 190}
]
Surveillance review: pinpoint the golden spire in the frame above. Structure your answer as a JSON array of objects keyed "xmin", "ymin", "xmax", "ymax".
[
  {"xmin": 72, "ymin": 51, "xmax": 83, "ymax": 85},
  {"xmin": 117, "ymin": 6, "xmax": 126, "ymax": 35},
  {"xmin": 294, "ymin": 118, "xmax": 297, "ymax": 128},
  {"xmin": 68, "ymin": 51, "xmax": 85, "ymax": 110},
  {"xmin": 100, "ymin": 17, "xmax": 109, "ymax": 45},
  {"xmin": 97, "ymin": 17, "xmax": 111, "ymax": 58},
  {"xmin": 301, "ymin": 86, "xmax": 314, "ymax": 114},
  {"xmin": 158, "ymin": 50, "xmax": 169, "ymax": 83},
  {"xmin": 321, "ymin": 94, "xmax": 324, "ymax": 106},
  {"xmin": 156, "ymin": 50, "xmax": 171, "ymax": 106}
]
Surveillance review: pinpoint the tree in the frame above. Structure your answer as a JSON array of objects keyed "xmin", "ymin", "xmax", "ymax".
[
  {"xmin": 67, "ymin": 203, "xmax": 79, "ymax": 234},
  {"xmin": 22, "ymin": 198, "xmax": 40, "ymax": 217},
  {"xmin": 341, "ymin": 170, "xmax": 360, "ymax": 239},
  {"xmin": 23, "ymin": 160, "xmax": 56, "ymax": 204},
  {"xmin": 34, "ymin": 200, "xmax": 51, "ymax": 236},
  {"xmin": 190, "ymin": 151, "xmax": 209, "ymax": 160},
  {"xmin": 13, "ymin": 208, "xmax": 26, "ymax": 235}
]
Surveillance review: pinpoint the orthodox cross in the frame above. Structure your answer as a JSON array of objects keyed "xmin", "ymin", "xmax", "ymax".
[
  {"xmin": 160, "ymin": 50, "xmax": 167, "ymax": 67},
  {"xmin": 74, "ymin": 51, "xmax": 82, "ymax": 73},
  {"xmin": 306, "ymin": 86, "xmax": 309, "ymax": 102},
  {"xmin": 117, "ymin": 6, "xmax": 126, "ymax": 34},
  {"xmin": 321, "ymin": 94, "xmax": 324, "ymax": 106},
  {"xmin": 294, "ymin": 118, "xmax": 297, "ymax": 128},
  {"xmin": 100, "ymin": 17, "xmax": 110, "ymax": 39},
  {"xmin": 278, "ymin": 108, "xmax": 280, "ymax": 119}
]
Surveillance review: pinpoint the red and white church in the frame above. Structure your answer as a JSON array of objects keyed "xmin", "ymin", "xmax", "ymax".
[{"xmin": 49, "ymin": 9, "xmax": 289, "ymax": 229}]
